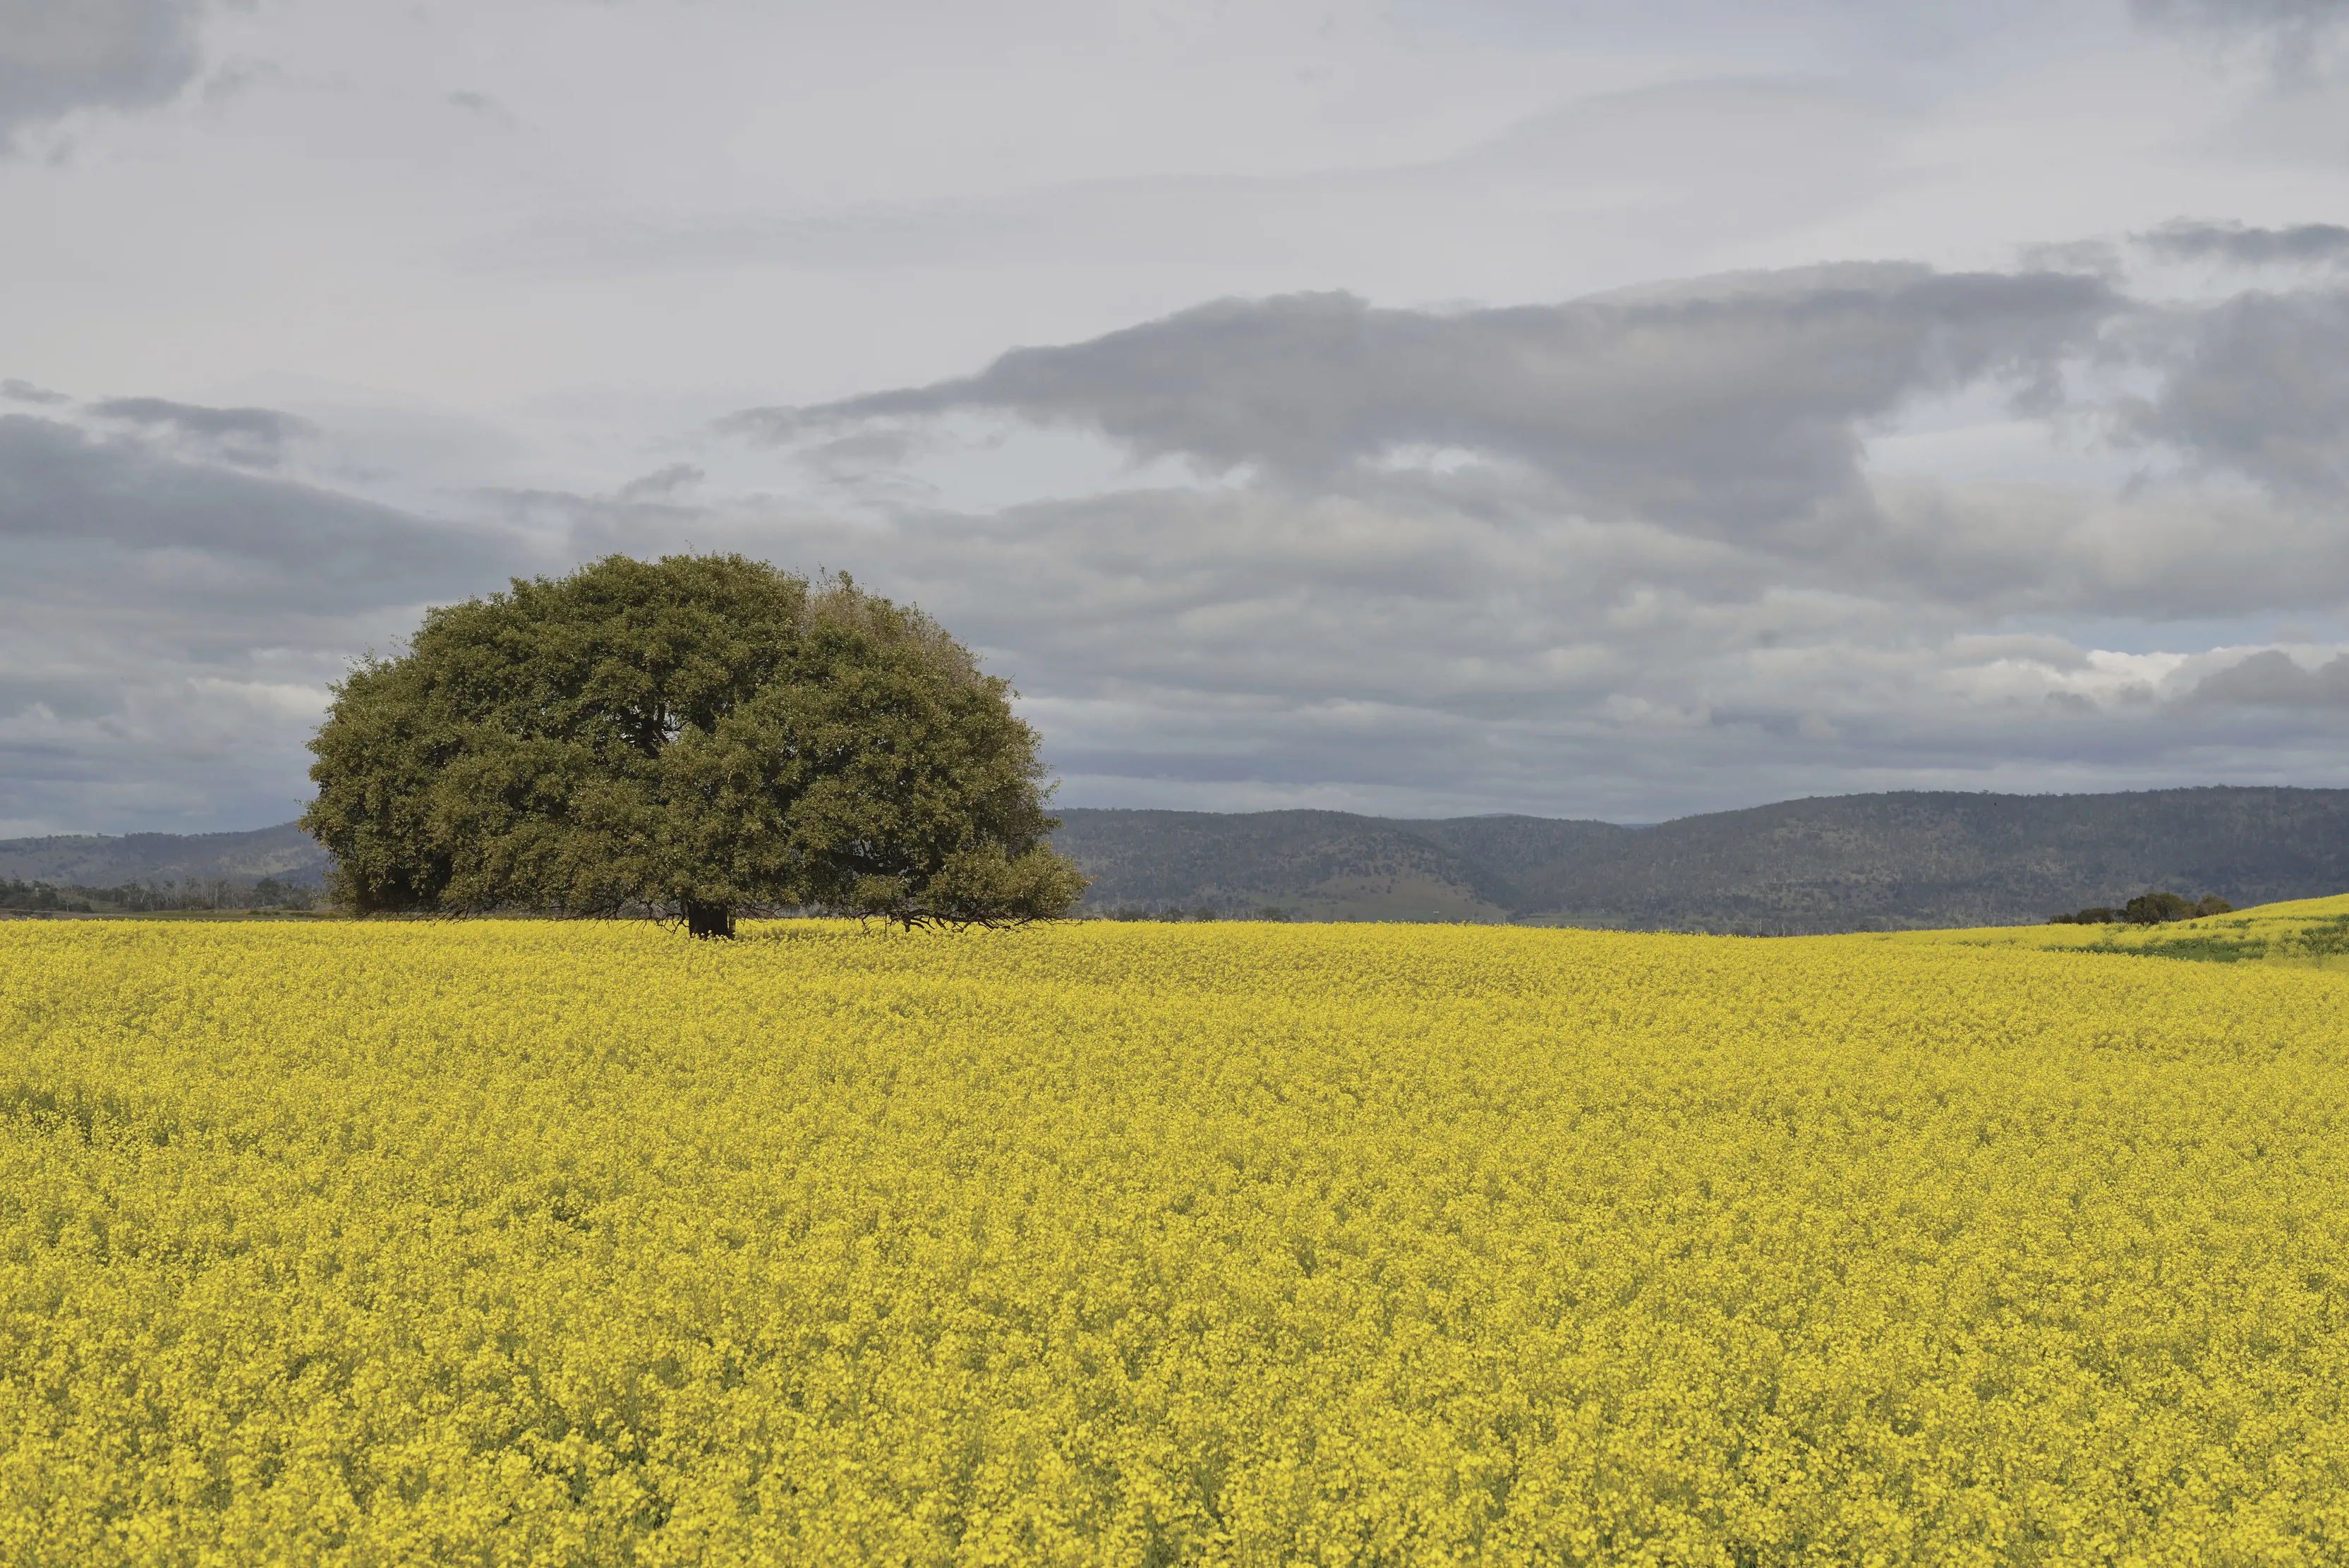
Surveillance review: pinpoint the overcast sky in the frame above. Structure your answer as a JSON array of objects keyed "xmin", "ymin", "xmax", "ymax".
[{"xmin": 8, "ymin": 0, "xmax": 2349, "ymax": 833}]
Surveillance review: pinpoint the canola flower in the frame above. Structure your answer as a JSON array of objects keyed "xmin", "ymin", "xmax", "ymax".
[
  {"xmin": 3, "ymin": 916, "xmax": 2348, "ymax": 1566},
  {"xmin": 1886, "ymin": 891, "xmax": 2349, "ymax": 970}
]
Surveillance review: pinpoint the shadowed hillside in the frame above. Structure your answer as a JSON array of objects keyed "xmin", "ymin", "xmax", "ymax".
[
  {"xmin": 0, "ymin": 823, "xmax": 330, "ymax": 889},
  {"xmin": 1050, "ymin": 809, "xmax": 1628, "ymax": 922},
  {"xmin": 1508, "ymin": 788, "xmax": 2349, "ymax": 932},
  {"xmin": 1057, "ymin": 788, "xmax": 2349, "ymax": 930}
]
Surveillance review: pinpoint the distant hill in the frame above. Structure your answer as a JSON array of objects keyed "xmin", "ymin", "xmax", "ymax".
[
  {"xmin": 12, "ymin": 787, "xmax": 2347, "ymax": 930},
  {"xmin": 1052, "ymin": 809, "xmax": 1629, "ymax": 922},
  {"xmin": 1056, "ymin": 788, "xmax": 2349, "ymax": 931},
  {"xmin": 0, "ymin": 822, "xmax": 330, "ymax": 889}
]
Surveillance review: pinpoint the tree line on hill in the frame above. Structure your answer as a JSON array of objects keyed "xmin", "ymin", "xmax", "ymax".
[
  {"xmin": 0, "ymin": 823, "xmax": 327, "ymax": 894},
  {"xmin": 2046, "ymin": 892, "xmax": 2233, "ymax": 926},
  {"xmin": 0, "ymin": 876, "xmax": 318, "ymax": 915}
]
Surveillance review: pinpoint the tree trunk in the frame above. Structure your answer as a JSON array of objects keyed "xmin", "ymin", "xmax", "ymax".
[{"xmin": 683, "ymin": 900, "xmax": 735, "ymax": 939}]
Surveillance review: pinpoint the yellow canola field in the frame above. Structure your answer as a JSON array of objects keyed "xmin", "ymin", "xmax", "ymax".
[
  {"xmin": 4, "ymin": 917, "xmax": 2348, "ymax": 1567},
  {"xmin": 1883, "ymin": 891, "xmax": 2349, "ymax": 970}
]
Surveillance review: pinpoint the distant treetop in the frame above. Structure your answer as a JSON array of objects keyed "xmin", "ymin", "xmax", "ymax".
[{"xmin": 2048, "ymin": 892, "xmax": 2233, "ymax": 926}]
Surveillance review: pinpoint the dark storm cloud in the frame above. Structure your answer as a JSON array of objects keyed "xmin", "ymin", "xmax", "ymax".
[
  {"xmin": 90, "ymin": 396, "xmax": 316, "ymax": 467},
  {"xmin": 2125, "ymin": 287, "xmax": 2349, "ymax": 493},
  {"xmin": 2138, "ymin": 219, "xmax": 2349, "ymax": 265},
  {"xmin": 737, "ymin": 268, "xmax": 2118, "ymax": 538},
  {"xmin": 0, "ymin": 0, "xmax": 209, "ymax": 147}
]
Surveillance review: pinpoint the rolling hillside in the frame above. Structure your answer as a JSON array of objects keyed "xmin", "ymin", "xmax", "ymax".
[
  {"xmin": 0, "ymin": 822, "xmax": 330, "ymax": 890},
  {"xmin": 1046, "ymin": 809, "xmax": 1628, "ymax": 922},
  {"xmin": 10, "ymin": 786, "xmax": 2347, "ymax": 931},
  {"xmin": 1058, "ymin": 787, "xmax": 2349, "ymax": 931}
]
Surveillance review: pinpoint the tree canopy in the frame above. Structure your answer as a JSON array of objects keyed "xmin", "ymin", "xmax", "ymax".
[
  {"xmin": 302, "ymin": 554, "xmax": 1087, "ymax": 934},
  {"xmin": 2047, "ymin": 891, "xmax": 2233, "ymax": 926}
]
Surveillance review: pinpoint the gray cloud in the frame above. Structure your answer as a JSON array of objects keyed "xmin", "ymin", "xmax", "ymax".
[
  {"xmin": 90, "ymin": 396, "xmax": 316, "ymax": 467},
  {"xmin": 0, "ymin": 0, "xmax": 208, "ymax": 148},
  {"xmin": 2130, "ymin": 0, "xmax": 2349, "ymax": 85},
  {"xmin": 600, "ymin": 476, "xmax": 2348, "ymax": 821},
  {"xmin": 1, "ymin": 378, "xmax": 67, "ymax": 405},
  {"xmin": 2126, "ymin": 287, "xmax": 2349, "ymax": 493},
  {"xmin": 615, "ymin": 462, "xmax": 704, "ymax": 502},
  {"xmin": 0, "ymin": 410, "xmax": 550, "ymax": 833},
  {"xmin": 0, "ymin": 414, "xmax": 519, "ymax": 605},
  {"xmin": 442, "ymin": 90, "xmax": 515, "ymax": 128},
  {"xmin": 2016, "ymin": 239, "xmax": 2125, "ymax": 280},
  {"xmin": 2132, "ymin": 0, "xmax": 2349, "ymax": 32},
  {"xmin": 2192, "ymin": 647, "xmax": 2349, "ymax": 704},
  {"xmin": 739, "ymin": 268, "xmax": 2117, "ymax": 542},
  {"xmin": 683, "ymin": 263, "xmax": 2349, "ymax": 815},
  {"xmin": 2138, "ymin": 219, "xmax": 2349, "ymax": 265},
  {"xmin": 1871, "ymin": 477, "xmax": 2349, "ymax": 622}
]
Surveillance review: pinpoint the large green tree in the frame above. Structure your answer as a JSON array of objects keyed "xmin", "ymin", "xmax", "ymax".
[{"xmin": 302, "ymin": 554, "xmax": 1087, "ymax": 934}]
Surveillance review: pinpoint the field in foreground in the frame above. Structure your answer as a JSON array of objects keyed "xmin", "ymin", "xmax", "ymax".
[{"xmin": 4, "ymin": 919, "xmax": 2348, "ymax": 1565}]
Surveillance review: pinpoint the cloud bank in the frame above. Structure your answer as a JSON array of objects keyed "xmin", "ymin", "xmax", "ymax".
[
  {"xmin": 0, "ymin": 0, "xmax": 208, "ymax": 149},
  {"xmin": 0, "ymin": 409, "xmax": 542, "ymax": 834},
  {"xmin": 18, "ymin": 241, "xmax": 2349, "ymax": 832},
  {"xmin": 748, "ymin": 270, "xmax": 2113, "ymax": 542},
  {"xmin": 686, "ymin": 258, "xmax": 2349, "ymax": 818},
  {"xmin": 20, "ymin": 231, "xmax": 2349, "ymax": 835}
]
